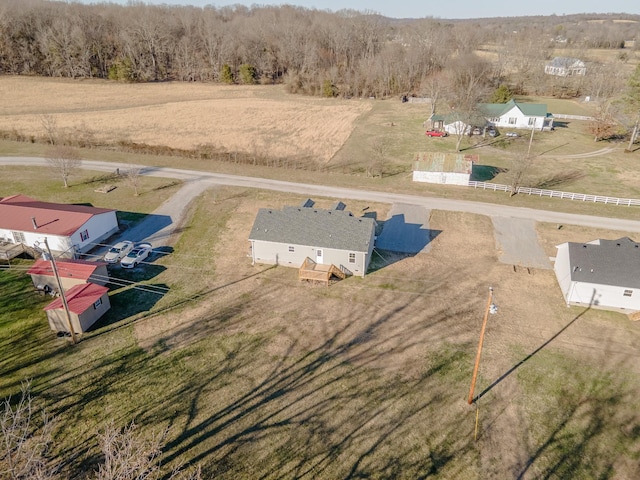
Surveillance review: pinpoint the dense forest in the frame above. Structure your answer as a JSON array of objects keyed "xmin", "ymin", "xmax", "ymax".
[{"xmin": 0, "ymin": 0, "xmax": 638, "ymax": 99}]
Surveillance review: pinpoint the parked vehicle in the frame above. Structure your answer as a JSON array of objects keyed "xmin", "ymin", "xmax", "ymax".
[
  {"xmin": 488, "ymin": 127, "xmax": 498, "ymax": 137},
  {"xmin": 506, "ymin": 132, "xmax": 519, "ymax": 137},
  {"xmin": 120, "ymin": 243, "xmax": 152, "ymax": 269},
  {"xmin": 425, "ymin": 130, "xmax": 447, "ymax": 137},
  {"xmin": 103, "ymin": 240, "xmax": 134, "ymax": 263},
  {"xmin": 471, "ymin": 127, "xmax": 482, "ymax": 135}
]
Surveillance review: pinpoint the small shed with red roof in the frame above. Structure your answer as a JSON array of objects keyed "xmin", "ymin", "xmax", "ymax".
[
  {"xmin": 0, "ymin": 194, "xmax": 118, "ymax": 257},
  {"xmin": 44, "ymin": 283, "xmax": 111, "ymax": 333},
  {"xmin": 28, "ymin": 258, "xmax": 109, "ymax": 293}
]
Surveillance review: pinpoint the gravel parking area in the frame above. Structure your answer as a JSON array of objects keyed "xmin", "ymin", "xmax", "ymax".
[{"xmin": 492, "ymin": 216, "xmax": 551, "ymax": 269}]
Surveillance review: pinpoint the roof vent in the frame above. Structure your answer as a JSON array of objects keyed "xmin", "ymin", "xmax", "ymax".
[
  {"xmin": 332, "ymin": 201, "xmax": 346, "ymax": 211},
  {"xmin": 300, "ymin": 198, "xmax": 315, "ymax": 208},
  {"xmin": 583, "ymin": 245, "xmax": 587, "ymax": 248}
]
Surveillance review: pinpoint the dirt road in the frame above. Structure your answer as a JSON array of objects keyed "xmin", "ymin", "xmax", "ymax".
[{"xmin": 3, "ymin": 157, "xmax": 640, "ymax": 235}]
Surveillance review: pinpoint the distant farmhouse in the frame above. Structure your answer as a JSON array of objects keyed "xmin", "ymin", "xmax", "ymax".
[
  {"xmin": 413, "ymin": 152, "xmax": 478, "ymax": 185},
  {"xmin": 248, "ymin": 199, "xmax": 376, "ymax": 279},
  {"xmin": 0, "ymin": 194, "xmax": 118, "ymax": 258},
  {"xmin": 554, "ymin": 237, "xmax": 640, "ymax": 312},
  {"xmin": 545, "ymin": 57, "xmax": 586, "ymax": 77},
  {"xmin": 430, "ymin": 99, "xmax": 553, "ymax": 135}
]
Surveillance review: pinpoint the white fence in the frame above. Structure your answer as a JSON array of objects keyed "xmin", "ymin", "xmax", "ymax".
[
  {"xmin": 551, "ymin": 113, "xmax": 593, "ymax": 121},
  {"xmin": 468, "ymin": 181, "xmax": 640, "ymax": 206}
]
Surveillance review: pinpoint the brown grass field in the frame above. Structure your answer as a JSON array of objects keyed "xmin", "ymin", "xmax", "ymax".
[
  {"xmin": 2, "ymin": 74, "xmax": 640, "ymax": 478},
  {"xmin": 0, "ymin": 76, "xmax": 371, "ymax": 162}
]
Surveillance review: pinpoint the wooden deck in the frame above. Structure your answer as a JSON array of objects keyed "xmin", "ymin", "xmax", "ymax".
[
  {"xmin": 0, "ymin": 242, "xmax": 26, "ymax": 261},
  {"xmin": 299, "ymin": 257, "xmax": 347, "ymax": 286}
]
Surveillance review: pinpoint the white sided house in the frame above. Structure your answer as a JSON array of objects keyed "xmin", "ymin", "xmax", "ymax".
[
  {"xmin": 429, "ymin": 100, "xmax": 553, "ymax": 134},
  {"xmin": 545, "ymin": 57, "xmax": 586, "ymax": 77},
  {"xmin": 0, "ymin": 194, "xmax": 118, "ymax": 258},
  {"xmin": 554, "ymin": 237, "xmax": 640, "ymax": 312},
  {"xmin": 413, "ymin": 152, "xmax": 478, "ymax": 185},
  {"xmin": 248, "ymin": 200, "xmax": 376, "ymax": 277},
  {"xmin": 477, "ymin": 99, "xmax": 554, "ymax": 131}
]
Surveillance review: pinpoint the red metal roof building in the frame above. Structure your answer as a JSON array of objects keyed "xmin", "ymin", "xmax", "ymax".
[
  {"xmin": 0, "ymin": 194, "xmax": 119, "ymax": 256},
  {"xmin": 44, "ymin": 283, "xmax": 111, "ymax": 333},
  {"xmin": 28, "ymin": 258, "xmax": 109, "ymax": 293}
]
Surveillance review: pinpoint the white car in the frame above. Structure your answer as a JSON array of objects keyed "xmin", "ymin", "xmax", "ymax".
[
  {"xmin": 120, "ymin": 243, "xmax": 152, "ymax": 269},
  {"xmin": 103, "ymin": 240, "xmax": 134, "ymax": 264}
]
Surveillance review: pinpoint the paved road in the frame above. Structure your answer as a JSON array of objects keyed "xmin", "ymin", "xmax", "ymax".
[{"xmin": 3, "ymin": 157, "xmax": 640, "ymax": 234}]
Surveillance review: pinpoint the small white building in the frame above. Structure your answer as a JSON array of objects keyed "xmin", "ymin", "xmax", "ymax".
[
  {"xmin": 545, "ymin": 57, "xmax": 586, "ymax": 77},
  {"xmin": 554, "ymin": 237, "xmax": 640, "ymax": 312},
  {"xmin": 413, "ymin": 152, "xmax": 478, "ymax": 186},
  {"xmin": 0, "ymin": 194, "xmax": 118, "ymax": 257}
]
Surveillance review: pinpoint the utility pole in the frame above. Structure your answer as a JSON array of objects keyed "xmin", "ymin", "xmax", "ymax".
[
  {"xmin": 467, "ymin": 287, "xmax": 493, "ymax": 405},
  {"xmin": 43, "ymin": 238, "xmax": 77, "ymax": 344}
]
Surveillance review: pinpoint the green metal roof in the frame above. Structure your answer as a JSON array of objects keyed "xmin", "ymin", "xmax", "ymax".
[{"xmin": 478, "ymin": 99, "xmax": 548, "ymax": 118}]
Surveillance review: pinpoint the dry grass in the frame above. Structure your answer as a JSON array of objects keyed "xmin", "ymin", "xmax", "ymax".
[{"xmin": 0, "ymin": 76, "xmax": 371, "ymax": 162}]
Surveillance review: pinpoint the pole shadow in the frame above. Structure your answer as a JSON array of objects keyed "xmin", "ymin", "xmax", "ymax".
[{"xmin": 473, "ymin": 291, "xmax": 596, "ymax": 403}]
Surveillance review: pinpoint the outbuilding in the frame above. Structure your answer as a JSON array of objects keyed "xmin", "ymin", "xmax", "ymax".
[
  {"xmin": 554, "ymin": 237, "xmax": 640, "ymax": 312},
  {"xmin": 28, "ymin": 258, "xmax": 109, "ymax": 294},
  {"xmin": 413, "ymin": 152, "xmax": 477, "ymax": 185},
  {"xmin": 44, "ymin": 282, "xmax": 111, "ymax": 333}
]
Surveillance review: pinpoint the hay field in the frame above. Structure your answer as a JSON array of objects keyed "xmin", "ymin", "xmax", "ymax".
[{"xmin": 0, "ymin": 76, "xmax": 372, "ymax": 162}]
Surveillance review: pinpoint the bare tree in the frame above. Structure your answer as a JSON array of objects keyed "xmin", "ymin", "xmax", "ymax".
[
  {"xmin": 126, "ymin": 165, "xmax": 142, "ymax": 196},
  {"xmin": 1, "ymin": 381, "xmax": 58, "ymax": 480},
  {"xmin": 368, "ymin": 137, "xmax": 389, "ymax": 178},
  {"xmin": 45, "ymin": 145, "xmax": 81, "ymax": 188},
  {"xmin": 40, "ymin": 114, "xmax": 58, "ymax": 145},
  {"xmin": 587, "ymin": 104, "xmax": 616, "ymax": 142},
  {"xmin": 508, "ymin": 153, "xmax": 533, "ymax": 197},
  {"xmin": 94, "ymin": 422, "xmax": 201, "ymax": 480}
]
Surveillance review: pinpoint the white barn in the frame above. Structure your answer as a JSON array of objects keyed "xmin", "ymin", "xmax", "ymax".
[
  {"xmin": 554, "ymin": 237, "xmax": 640, "ymax": 312},
  {"xmin": 0, "ymin": 194, "xmax": 118, "ymax": 258},
  {"xmin": 413, "ymin": 152, "xmax": 478, "ymax": 186}
]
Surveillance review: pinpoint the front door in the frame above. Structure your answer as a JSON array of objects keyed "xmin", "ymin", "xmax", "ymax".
[{"xmin": 316, "ymin": 248, "xmax": 323, "ymax": 264}]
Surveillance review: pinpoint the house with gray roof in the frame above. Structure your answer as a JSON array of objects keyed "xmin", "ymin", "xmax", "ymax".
[
  {"xmin": 554, "ymin": 237, "xmax": 640, "ymax": 312},
  {"xmin": 248, "ymin": 200, "xmax": 376, "ymax": 277},
  {"xmin": 545, "ymin": 57, "xmax": 586, "ymax": 77}
]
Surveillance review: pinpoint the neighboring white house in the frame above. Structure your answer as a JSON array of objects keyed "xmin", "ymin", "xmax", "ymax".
[
  {"xmin": 554, "ymin": 237, "xmax": 640, "ymax": 312},
  {"xmin": 477, "ymin": 99, "xmax": 554, "ymax": 131},
  {"xmin": 413, "ymin": 152, "xmax": 478, "ymax": 185},
  {"xmin": 545, "ymin": 57, "xmax": 586, "ymax": 77},
  {"xmin": 0, "ymin": 194, "xmax": 118, "ymax": 257},
  {"xmin": 248, "ymin": 200, "xmax": 376, "ymax": 277},
  {"xmin": 430, "ymin": 100, "xmax": 553, "ymax": 134}
]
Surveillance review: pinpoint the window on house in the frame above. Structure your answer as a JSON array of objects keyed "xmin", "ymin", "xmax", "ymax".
[
  {"xmin": 93, "ymin": 297, "xmax": 102, "ymax": 309},
  {"xmin": 288, "ymin": 246, "xmax": 294, "ymax": 252},
  {"xmin": 508, "ymin": 117, "xmax": 517, "ymax": 125},
  {"xmin": 491, "ymin": 117, "xmax": 499, "ymax": 123},
  {"xmin": 12, "ymin": 231, "xmax": 26, "ymax": 243},
  {"xmin": 623, "ymin": 290, "xmax": 633, "ymax": 297},
  {"xmin": 348, "ymin": 253, "xmax": 356, "ymax": 263},
  {"xmin": 80, "ymin": 230, "xmax": 89, "ymax": 241},
  {"xmin": 528, "ymin": 117, "xmax": 536, "ymax": 126}
]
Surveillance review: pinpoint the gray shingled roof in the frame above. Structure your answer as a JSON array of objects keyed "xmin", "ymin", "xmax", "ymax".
[
  {"xmin": 249, "ymin": 205, "xmax": 375, "ymax": 252},
  {"xmin": 568, "ymin": 237, "xmax": 640, "ymax": 288}
]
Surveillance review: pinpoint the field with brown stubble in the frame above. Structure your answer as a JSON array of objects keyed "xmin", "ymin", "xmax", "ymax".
[{"xmin": 0, "ymin": 76, "xmax": 372, "ymax": 162}]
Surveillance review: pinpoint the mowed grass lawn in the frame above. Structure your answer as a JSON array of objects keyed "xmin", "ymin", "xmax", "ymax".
[{"xmin": 2, "ymin": 185, "xmax": 640, "ymax": 478}]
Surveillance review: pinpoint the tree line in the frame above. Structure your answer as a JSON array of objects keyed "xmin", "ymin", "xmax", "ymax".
[{"xmin": 0, "ymin": 0, "xmax": 637, "ymax": 99}]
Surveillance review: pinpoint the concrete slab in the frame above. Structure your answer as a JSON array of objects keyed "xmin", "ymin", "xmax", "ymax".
[
  {"xmin": 492, "ymin": 216, "xmax": 551, "ymax": 269},
  {"xmin": 375, "ymin": 204, "xmax": 437, "ymax": 254}
]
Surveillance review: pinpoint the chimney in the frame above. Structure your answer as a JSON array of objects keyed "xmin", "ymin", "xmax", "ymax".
[{"xmin": 31, "ymin": 217, "xmax": 38, "ymax": 230}]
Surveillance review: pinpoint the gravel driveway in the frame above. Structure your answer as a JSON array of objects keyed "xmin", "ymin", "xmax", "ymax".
[
  {"xmin": 491, "ymin": 216, "xmax": 552, "ymax": 269},
  {"xmin": 375, "ymin": 204, "xmax": 435, "ymax": 254}
]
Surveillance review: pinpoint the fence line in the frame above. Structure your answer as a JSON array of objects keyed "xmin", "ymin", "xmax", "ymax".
[
  {"xmin": 467, "ymin": 181, "xmax": 640, "ymax": 206},
  {"xmin": 551, "ymin": 113, "xmax": 594, "ymax": 121}
]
